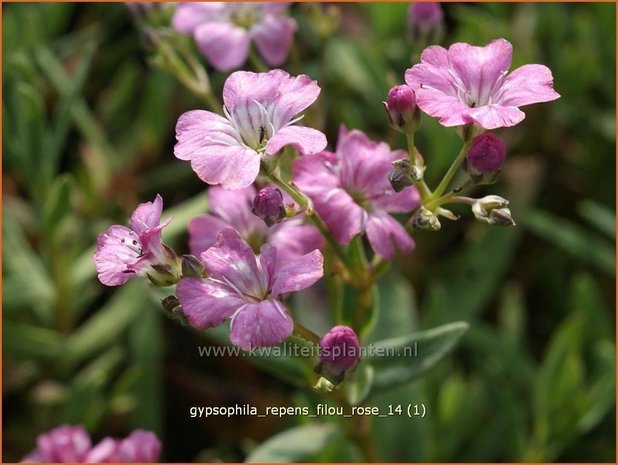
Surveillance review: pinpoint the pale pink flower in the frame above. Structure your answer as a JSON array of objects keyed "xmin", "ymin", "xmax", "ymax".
[
  {"xmin": 93, "ymin": 194, "xmax": 172, "ymax": 286},
  {"xmin": 188, "ymin": 186, "xmax": 323, "ymax": 261},
  {"xmin": 293, "ymin": 126, "xmax": 420, "ymax": 259},
  {"xmin": 22, "ymin": 426, "xmax": 161, "ymax": 463},
  {"xmin": 22, "ymin": 426, "xmax": 91, "ymax": 463},
  {"xmin": 176, "ymin": 228, "xmax": 323, "ymax": 350},
  {"xmin": 172, "ymin": 2, "xmax": 296, "ymax": 71},
  {"xmin": 85, "ymin": 430, "xmax": 161, "ymax": 463},
  {"xmin": 405, "ymin": 38, "xmax": 560, "ymax": 129},
  {"xmin": 175, "ymin": 70, "xmax": 327, "ymax": 189}
]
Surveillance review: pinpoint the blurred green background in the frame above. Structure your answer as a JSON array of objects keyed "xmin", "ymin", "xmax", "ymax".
[{"xmin": 3, "ymin": 2, "xmax": 616, "ymax": 462}]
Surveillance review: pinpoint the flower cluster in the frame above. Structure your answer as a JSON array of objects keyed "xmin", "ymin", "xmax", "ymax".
[
  {"xmin": 22, "ymin": 426, "xmax": 160, "ymax": 463},
  {"xmin": 96, "ymin": 4, "xmax": 560, "ymax": 377}
]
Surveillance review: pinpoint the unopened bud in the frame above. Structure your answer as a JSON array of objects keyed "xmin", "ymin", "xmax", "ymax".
[
  {"xmin": 147, "ymin": 263, "xmax": 179, "ymax": 286},
  {"xmin": 410, "ymin": 206, "xmax": 441, "ymax": 231},
  {"xmin": 252, "ymin": 187, "xmax": 286, "ymax": 226},
  {"xmin": 315, "ymin": 326, "xmax": 360, "ymax": 385},
  {"xmin": 472, "ymin": 195, "xmax": 516, "ymax": 226},
  {"xmin": 409, "ymin": 2, "xmax": 443, "ymax": 28},
  {"xmin": 464, "ymin": 134, "xmax": 506, "ymax": 184},
  {"xmin": 161, "ymin": 295, "xmax": 189, "ymax": 326},
  {"xmin": 408, "ymin": 2, "xmax": 444, "ymax": 40},
  {"xmin": 384, "ymin": 85, "xmax": 421, "ymax": 134},
  {"xmin": 181, "ymin": 254, "xmax": 205, "ymax": 278}
]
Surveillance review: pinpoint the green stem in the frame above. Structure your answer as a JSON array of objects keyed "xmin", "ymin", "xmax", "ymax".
[
  {"xmin": 406, "ymin": 133, "xmax": 432, "ymax": 201},
  {"xmin": 249, "ymin": 48, "xmax": 269, "ymax": 72},
  {"xmin": 430, "ymin": 138, "xmax": 472, "ymax": 202},
  {"xmin": 292, "ymin": 321, "xmax": 321, "ymax": 346}
]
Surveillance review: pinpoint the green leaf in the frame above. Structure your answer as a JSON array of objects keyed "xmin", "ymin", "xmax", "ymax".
[
  {"xmin": 42, "ymin": 174, "xmax": 74, "ymax": 236},
  {"xmin": 3, "ymin": 322, "xmax": 64, "ymax": 361},
  {"xmin": 61, "ymin": 281, "xmax": 145, "ymax": 371},
  {"xmin": 245, "ymin": 423, "xmax": 340, "ymax": 463},
  {"xmin": 368, "ymin": 322, "xmax": 469, "ymax": 393},
  {"xmin": 577, "ymin": 200, "xmax": 616, "ymax": 239},
  {"xmin": 346, "ymin": 364, "xmax": 374, "ymax": 405},
  {"xmin": 129, "ymin": 301, "xmax": 163, "ymax": 434},
  {"xmin": 521, "ymin": 208, "xmax": 615, "ymax": 275}
]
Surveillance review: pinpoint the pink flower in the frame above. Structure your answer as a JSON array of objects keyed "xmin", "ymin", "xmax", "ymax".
[
  {"xmin": 293, "ymin": 126, "xmax": 420, "ymax": 259},
  {"xmin": 175, "ymin": 70, "xmax": 327, "ymax": 189},
  {"xmin": 22, "ymin": 426, "xmax": 91, "ymax": 463},
  {"xmin": 405, "ymin": 38, "xmax": 560, "ymax": 129},
  {"xmin": 176, "ymin": 228, "xmax": 323, "ymax": 350},
  {"xmin": 22, "ymin": 426, "xmax": 161, "ymax": 463},
  {"xmin": 85, "ymin": 430, "xmax": 161, "ymax": 463},
  {"xmin": 93, "ymin": 194, "xmax": 172, "ymax": 286},
  {"xmin": 188, "ymin": 186, "xmax": 324, "ymax": 261},
  {"xmin": 172, "ymin": 2, "xmax": 296, "ymax": 71}
]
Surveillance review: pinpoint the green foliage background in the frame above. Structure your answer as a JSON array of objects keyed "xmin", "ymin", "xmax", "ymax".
[{"xmin": 3, "ymin": 2, "xmax": 616, "ymax": 462}]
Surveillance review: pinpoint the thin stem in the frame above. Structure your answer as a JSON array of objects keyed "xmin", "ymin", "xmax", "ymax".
[
  {"xmin": 249, "ymin": 48, "xmax": 269, "ymax": 72},
  {"xmin": 293, "ymin": 321, "xmax": 321, "ymax": 346},
  {"xmin": 430, "ymin": 139, "xmax": 472, "ymax": 201}
]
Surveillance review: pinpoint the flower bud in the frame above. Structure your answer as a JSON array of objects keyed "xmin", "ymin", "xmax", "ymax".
[
  {"xmin": 409, "ymin": 2, "xmax": 443, "ymax": 28},
  {"xmin": 252, "ymin": 187, "xmax": 286, "ymax": 226},
  {"xmin": 464, "ymin": 134, "xmax": 506, "ymax": 184},
  {"xmin": 472, "ymin": 195, "xmax": 516, "ymax": 226},
  {"xmin": 410, "ymin": 206, "xmax": 441, "ymax": 231},
  {"xmin": 147, "ymin": 263, "xmax": 179, "ymax": 286},
  {"xmin": 316, "ymin": 325, "xmax": 360, "ymax": 385},
  {"xmin": 383, "ymin": 85, "xmax": 420, "ymax": 134},
  {"xmin": 389, "ymin": 158, "xmax": 424, "ymax": 192},
  {"xmin": 181, "ymin": 254, "xmax": 205, "ymax": 278}
]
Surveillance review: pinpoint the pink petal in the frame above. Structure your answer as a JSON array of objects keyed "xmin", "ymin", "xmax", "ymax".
[
  {"xmin": 315, "ymin": 187, "xmax": 366, "ymax": 244},
  {"xmin": 463, "ymin": 104, "xmax": 526, "ymax": 130},
  {"xmin": 270, "ymin": 73, "xmax": 322, "ymax": 129},
  {"xmin": 208, "ymin": 186, "xmax": 262, "ymax": 234},
  {"xmin": 229, "ymin": 300, "xmax": 293, "ymax": 350},
  {"xmin": 496, "ymin": 64, "xmax": 561, "ymax": 107},
  {"xmin": 447, "ymin": 39, "xmax": 513, "ymax": 106},
  {"xmin": 251, "ymin": 15, "xmax": 296, "ymax": 66},
  {"xmin": 271, "ymin": 249, "xmax": 323, "ymax": 298},
  {"xmin": 191, "ymin": 144, "xmax": 261, "ymax": 189},
  {"xmin": 259, "ymin": 244, "xmax": 278, "ymax": 284},
  {"xmin": 372, "ymin": 185, "xmax": 421, "ymax": 213},
  {"xmin": 174, "ymin": 110, "xmax": 239, "ymax": 161},
  {"xmin": 93, "ymin": 226, "xmax": 141, "ymax": 286},
  {"xmin": 405, "ymin": 45, "xmax": 458, "ymax": 96},
  {"xmin": 337, "ymin": 128, "xmax": 395, "ymax": 196},
  {"xmin": 118, "ymin": 430, "xmax": 161, "ymax": 462},
  {"xmin": 265, "ymin": 125, "xmax": 327, "ymax": 155},
  {"xmin": 37, "ymin": 426, "xmax": 91, "ymax": 462},
  {"xmin": 366, "ymin": 212, "xmax": 415, "ymax": 259},
  {"xmin": 201, "ymin": 228, "xmax": 265, "ymax": 297},
  {"xmin": 176, "ymin": 277, "xmax": 244, "ymax": 329},
  {"xmin": 414, "ymin": 87, "xmax": 472, "ymax": 126},
  {"xmin": 292, "ymin": 151, "xmax": 340, "ymax": 196},
  {"xmin": 129, "ymin": 194, "xmax": 163, "ymax": 235},
  {"xmin": 223, "ymin": 70, "xmax": 285, "ymax": 112},
  {"xmin": 188, "ymin": 214, "xmax": 230, "ymax": 256},
  {"xmin": 172, "ymin": 3, "xmax": 225, "ymax": 34},
  {"xmin": 268, "ymin": 218, "xmax": 325, "ymax": 261},
  {"xmin": 194, "ymin": 22, "xmax": 251, "ymax": 72},
  {"xmin": 85, "ymin": 438, "xmax": 119, "ymax": 463}
]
